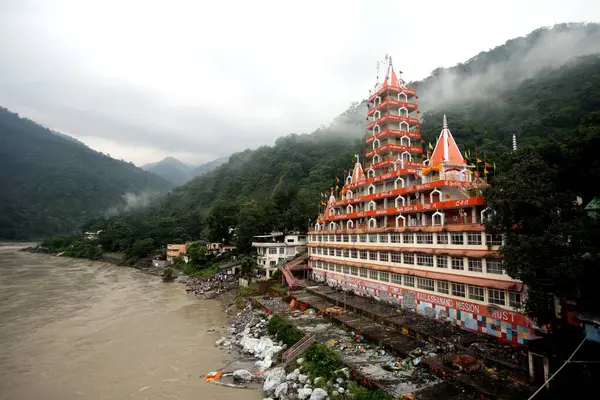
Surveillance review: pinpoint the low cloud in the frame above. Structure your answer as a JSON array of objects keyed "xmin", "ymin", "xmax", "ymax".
[
  {"xmin": 105, "ymin": 191, "xmax": 160, "ymax": 216},
  {"xmin": 418, "ymin": 23, "xmax": 600, "ymax": 110}
]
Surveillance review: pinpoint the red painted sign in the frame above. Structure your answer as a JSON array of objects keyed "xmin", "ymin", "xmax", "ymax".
[{"xmin": 324, "ymin": 197, "xmax": 485, "ymax": 221}]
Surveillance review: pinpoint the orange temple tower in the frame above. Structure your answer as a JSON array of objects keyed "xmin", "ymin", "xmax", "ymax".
[{"xmin": 307, "ymin": 57, "xmax": 538, "ymax": 345}]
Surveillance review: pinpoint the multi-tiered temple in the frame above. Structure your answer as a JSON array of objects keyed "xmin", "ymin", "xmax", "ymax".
[{"xmin": 307, "ymin": 59, "xmax": 537, "ymax": 345}]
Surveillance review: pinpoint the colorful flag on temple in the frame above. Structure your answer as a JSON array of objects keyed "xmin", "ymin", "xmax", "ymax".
[
  {"xmin": 428, "ymin": 142, "xmax": 433, "ymax": 150},
  {"xmin": 476, "ymin": 158, "xmax": 483, "ymax": 164},
  {"xmin": 484, "ymin": 168, "xmax": 489, "ymax": 175}
]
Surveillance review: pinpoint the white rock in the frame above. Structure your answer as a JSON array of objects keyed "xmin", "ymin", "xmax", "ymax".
[
  {"xmin": 335, "ymin": 377, "xmax": 344, "ymax": 384},
  {"xmin": 297, "ymin": 388, "xmax": 313, "ymax": 400},
  {"xmin": 232, "ymin": 369, "xmax": 253, "ymax": 382},
  {"xmin": 337, "ymin": 387, "xmax": 345, "ymax": 394},
  {"xmin": 298, "ymin": 374, "xmax": 308, "ymax": 383},
  {"xmin": 310, "ymin": 388, "xmax": 328, "ymax": 400},
  {"xmin": 286, "ymin": 370, "xmax": 299, "ymax": 381},
  {"xmin": 297, "ymin": 357, "xmax": 305, "ymax": 365},
  {"xmin": 306, "ymin": 379, "xmax": 312, "ymax": 385},
  {"xmin": 313, "ymin": 377, "xmax": 324, "ymax": 385},
  {"xmin": 215, "ymin": 337, "xmax": 227, "ymax": 346},
  {"xmin": 263, "ymin": 367, "xmax": 286, "ymax": 395},
  {"xmin": 255, "ymin": 358, "xmax": 273, "ymax": 371},
  {"xmin": 274, "ymin": 382, "xmax": 288, "ymax": 398}
]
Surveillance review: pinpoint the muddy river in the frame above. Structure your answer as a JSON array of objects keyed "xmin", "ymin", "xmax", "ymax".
[{"xmin": 0, "ymin": 244, "xmax": 261, "ymax": 400}]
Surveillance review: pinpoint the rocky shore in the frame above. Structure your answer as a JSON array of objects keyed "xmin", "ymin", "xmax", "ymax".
[{"xmin": 213, "ymin": 307, "xmax": 347, "ymax": 400}]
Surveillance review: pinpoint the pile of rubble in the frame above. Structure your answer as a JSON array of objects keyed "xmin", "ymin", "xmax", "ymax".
[{"xmin": 182, "ymin": 274, "xmax": 237, "ymax": 299}]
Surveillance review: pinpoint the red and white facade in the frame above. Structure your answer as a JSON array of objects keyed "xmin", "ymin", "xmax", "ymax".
[{"xmin": 307, "ymin": 59, "xmax": 538, "ymax": 345}]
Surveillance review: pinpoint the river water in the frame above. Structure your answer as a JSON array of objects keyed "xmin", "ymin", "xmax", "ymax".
[{"xmin": 0, "ymin": 245, "xmax": 261, "ymax": 400}]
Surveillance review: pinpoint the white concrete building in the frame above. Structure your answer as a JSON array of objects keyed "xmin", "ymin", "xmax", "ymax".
[{"xmin": 252, "ymin": 232, "xmax": 307, "ymax": 279}]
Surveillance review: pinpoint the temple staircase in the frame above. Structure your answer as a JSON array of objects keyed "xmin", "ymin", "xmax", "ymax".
[
  {"xmin": 282, "ymin": 332, "xmax": 316, "ymax": 362},
  {"xmin": 280, "ymin": 254, "xmax": 308, "ymax": 288}
]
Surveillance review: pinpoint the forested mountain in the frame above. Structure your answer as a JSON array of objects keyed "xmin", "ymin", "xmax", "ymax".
[
  {"xmin": 150, "ymin": 23, "xmax": 600, "ymax": 250},
  {"xmin": 0, "ymin": 107, "xmax": 170, "ymax": 239},
  {"xmin": 40, "ymin": 23, "xmax": 600, "ymax": 257},
  {"xmin": 142, "ymin": 156, "xmax": 229, "ymax": 185},
  {"xmin": 142, "ymin": 157, "xmax": 193, "ymax": 186}
]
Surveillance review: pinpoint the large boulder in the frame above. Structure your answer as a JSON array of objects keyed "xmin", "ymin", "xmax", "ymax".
[
  {"xmin": 309, "ymin": 388, "xmax": 328, "ymax": 400},
  {"xmin": 263, "ymin": 367, "xmax": 286, "ymax": 395},
  {"xmin": 286, "ymin": 369, "xmax": 300, "ymax": 381},
  {"xmin": 274, "ymin": 382, "xmax": 288, "ymax": 398},
  {"xmin": 298, "ymin": 374, "xmax": 308, "ymax": 384},
  {"xmin": 297, "ymin": 388, "xmax": 313, "ymax": 400},
  {"xmin": 232, "ymin": 369, "xmax": 253, "ymax": 382}
]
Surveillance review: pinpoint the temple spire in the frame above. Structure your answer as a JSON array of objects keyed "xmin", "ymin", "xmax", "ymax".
[{"xmin": 430, "ymin": 115, "xmax": 465, "ymax": 166}]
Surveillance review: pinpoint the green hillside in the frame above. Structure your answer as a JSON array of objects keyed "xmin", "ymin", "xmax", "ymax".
[
  {"xmin": 0, "ymin": 107, "xmax": 170, "ymax": 239},
  {"xmin": 54, "ymin": 24, "xmax": 600, "ymax": 256}
]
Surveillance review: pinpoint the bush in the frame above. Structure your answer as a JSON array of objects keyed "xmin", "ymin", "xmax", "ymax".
[
  {"xmin": 162, "ymin": 267, "xmax": 176, "ymax": 282},
  {"xmin": 304, "ymin": 343, "xmax": 344, "ymax": 379},
  {"xmin": 347, "ymin": 382, "xmax": 393, "ymax": 400},
  {"xmin": 267, "ymin": 315, "xmax": 303, "ymax": 347}
]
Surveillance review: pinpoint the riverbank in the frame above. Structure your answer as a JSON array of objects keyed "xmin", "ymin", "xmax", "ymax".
[
  {"xmin": 0, "ymin": 246, "xmax": 262, "ymax": 400},
  {"xmin": 18, "ymin": 246, "xmax": 390, "ymax": 398}
]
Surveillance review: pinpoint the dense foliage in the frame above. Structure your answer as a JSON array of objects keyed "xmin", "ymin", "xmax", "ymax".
[
  {"xmin": 82, "ymin": 212, "xmax": 204, "ymax": 260},
  {"xmin": 303, "ymin": 343, "xmax": 345, "ymax": 379},
  {"xmin": 39, "ymin": 234, "xmax": 102, "ymax": 260},
  {"xmin": 485, "ymin": 113, "xmax": 600, "ymax": 323},
  {"xmin": 0, "ymin": 107, "xmax": 170, "ymax": 239},
  {"xmin": 266, "ymin": 315, "xmax": 304, "ymax": 347}
]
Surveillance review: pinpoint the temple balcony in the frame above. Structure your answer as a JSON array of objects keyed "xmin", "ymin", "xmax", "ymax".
[
  {"xmin": 364, "ymin": 143, "xmax": 423, "ymax": 159},
  {"xmin": 367, "ymin": 99, "xmax": 418, "ymax": 116},
  {"xmin": 367, "ymin": 114, "xmax": 420, "ymax": 130},
  {"xmin": 345, "ymin": 168, "xmax": 423, "ymax": 190},
  {"xmin": 335, "ymin": 179, "xmax": 483, "ymax": 207},
  {"xmin": 368, "ymin": 86, "xmax": 416, "ymax": 102},
  {"xmin": 365, "ymin": 129, "xmax": 421, "ymax": 144},
  {"xmin": 315, "ymin": 197, "xmax": 486, "ymax": 232}
]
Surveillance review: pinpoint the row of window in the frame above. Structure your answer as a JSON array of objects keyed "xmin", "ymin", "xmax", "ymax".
[
  {"xmin": 311, "ymin": 261, "xmax": 521, "ymax": 308},
  {"xmin": 309, "ymin": 247, "xmax": 505, "ymax": 275},
  {"xmin": 309, "ymin": 232, "xmax": 502, "ymax": 246}
]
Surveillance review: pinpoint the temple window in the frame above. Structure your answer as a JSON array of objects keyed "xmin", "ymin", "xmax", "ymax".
[
  {"xmin": 467, "ymin": 232, "xmax": 482, "ymax": 245},
  {"xmin": 488, "ymin": 289, "xmax": 506, "ymax": 306},
  {"xmin": 468, "ymin": 285, "xmax": 485, "ymax": 301}
]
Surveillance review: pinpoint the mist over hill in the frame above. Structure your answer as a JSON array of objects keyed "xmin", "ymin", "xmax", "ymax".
[{"xmin": 0, "ymin": 107, "xmax": 170, "ymax": 239}]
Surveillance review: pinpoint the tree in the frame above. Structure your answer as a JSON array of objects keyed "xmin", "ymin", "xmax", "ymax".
[
  {"xmin": 240, "ymin": 255, "xmax": 257, "ymax": 283},
  {"xmin": 205, "ymin": 200, "xmax": 239, "ymax": 243},
  {"xmin": 186, "ymin": 241, "xmax": 210, "ymax": 265},
  {"xmin": 128, "ymin": 238, "xmax": 155, "ymax": 259},
  {"xmin": 485, "ymin": 118, "xmax": 600, "ymax": 324}
]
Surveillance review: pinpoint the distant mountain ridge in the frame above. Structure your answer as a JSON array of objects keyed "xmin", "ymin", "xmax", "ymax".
[
  {"xmin": 0, "ymin": 107, "xmax": 170, "ymax": 239},
  {"xmin": 142, "ymin": 156, "xmax": 228, "ymax": 185}
]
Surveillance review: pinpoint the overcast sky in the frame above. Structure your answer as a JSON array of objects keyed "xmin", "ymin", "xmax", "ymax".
[{"xmin": 1, "ymin": 0, "xmax": 599, "ymax": 166}]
